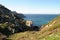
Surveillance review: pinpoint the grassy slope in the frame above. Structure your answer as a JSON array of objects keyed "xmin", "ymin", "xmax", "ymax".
[{"xmin": 7, "ymin": 15, "xmax": 60, "ymax": 40}]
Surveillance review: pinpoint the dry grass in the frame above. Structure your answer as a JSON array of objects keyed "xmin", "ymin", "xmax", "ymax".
[{"xmin": 7, "ymin": 15, "xmax": 60, "ymax": 40}]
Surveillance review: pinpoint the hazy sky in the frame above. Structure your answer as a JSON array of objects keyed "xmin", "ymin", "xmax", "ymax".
[{"xmin": 0, "ymin": 0, "xmax": 60, "ymax": 14}]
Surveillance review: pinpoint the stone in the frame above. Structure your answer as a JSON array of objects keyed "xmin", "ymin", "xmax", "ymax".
[{"xmin": 25, "ymin": 20, "xmax": 33, "ymax": 27}]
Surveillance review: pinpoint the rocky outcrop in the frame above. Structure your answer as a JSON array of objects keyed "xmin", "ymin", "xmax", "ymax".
[
  {"xmin": 0, "ymin": 4, "xmax": 40, "ymax": 38},
  {"xmin": 0, "ymin": 4, "xmax": 29, "ymax": 36},
  {"xmin": 25, "ymin": 20, "xmax": 33, "ymax": 27}
]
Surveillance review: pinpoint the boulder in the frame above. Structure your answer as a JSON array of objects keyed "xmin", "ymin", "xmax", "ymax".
[{"xmin": 25, "ymin": 20, "xmax": 33, "ymax": 27}]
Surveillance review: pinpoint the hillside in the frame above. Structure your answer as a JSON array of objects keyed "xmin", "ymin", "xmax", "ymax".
[
  {"xmin": 0, "ymin": 4, "xmax": 28, "ymax": 35},
  {"xmin": 7, "ymin": 15, "xmax": 60, "ymax": 40},
  {"xmin": 0, "ymin": 4, "xmax": 40, "ymax": 40},
  {"xmin": 0, "ymin": 4, "xmax": 60, "ymax": 40}
]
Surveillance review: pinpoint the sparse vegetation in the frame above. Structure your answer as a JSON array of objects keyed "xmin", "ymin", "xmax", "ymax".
[
  {"xmin": 7, "ymin": 15, "xmax": 60, "ymax": 40},
  {"xmin": 0, "ymin": 4, "xmax": 60, "ymax": 40}
]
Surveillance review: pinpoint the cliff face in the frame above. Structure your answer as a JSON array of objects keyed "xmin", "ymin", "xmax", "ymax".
[
  {"xmin": 0, "ymin": 4, "xmax": 30, "ymax": 36},
  {"xmin": 0, "ymin": 4, "xmax": 40, "ymax": 40}
]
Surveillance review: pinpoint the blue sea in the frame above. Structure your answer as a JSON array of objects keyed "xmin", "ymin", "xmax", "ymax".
[{"xmin": 24, "ymin": 14, "xmax": 58, "ymax": 26}]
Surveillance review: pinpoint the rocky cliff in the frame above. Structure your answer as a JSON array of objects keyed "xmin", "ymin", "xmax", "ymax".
[
  {"xmin": 0, "ymin": 4, "xmax": 39, "ymax": 39},
  {"xmin": 0, "ymin": 4, "xmax": 31, "ymax": 36}
]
